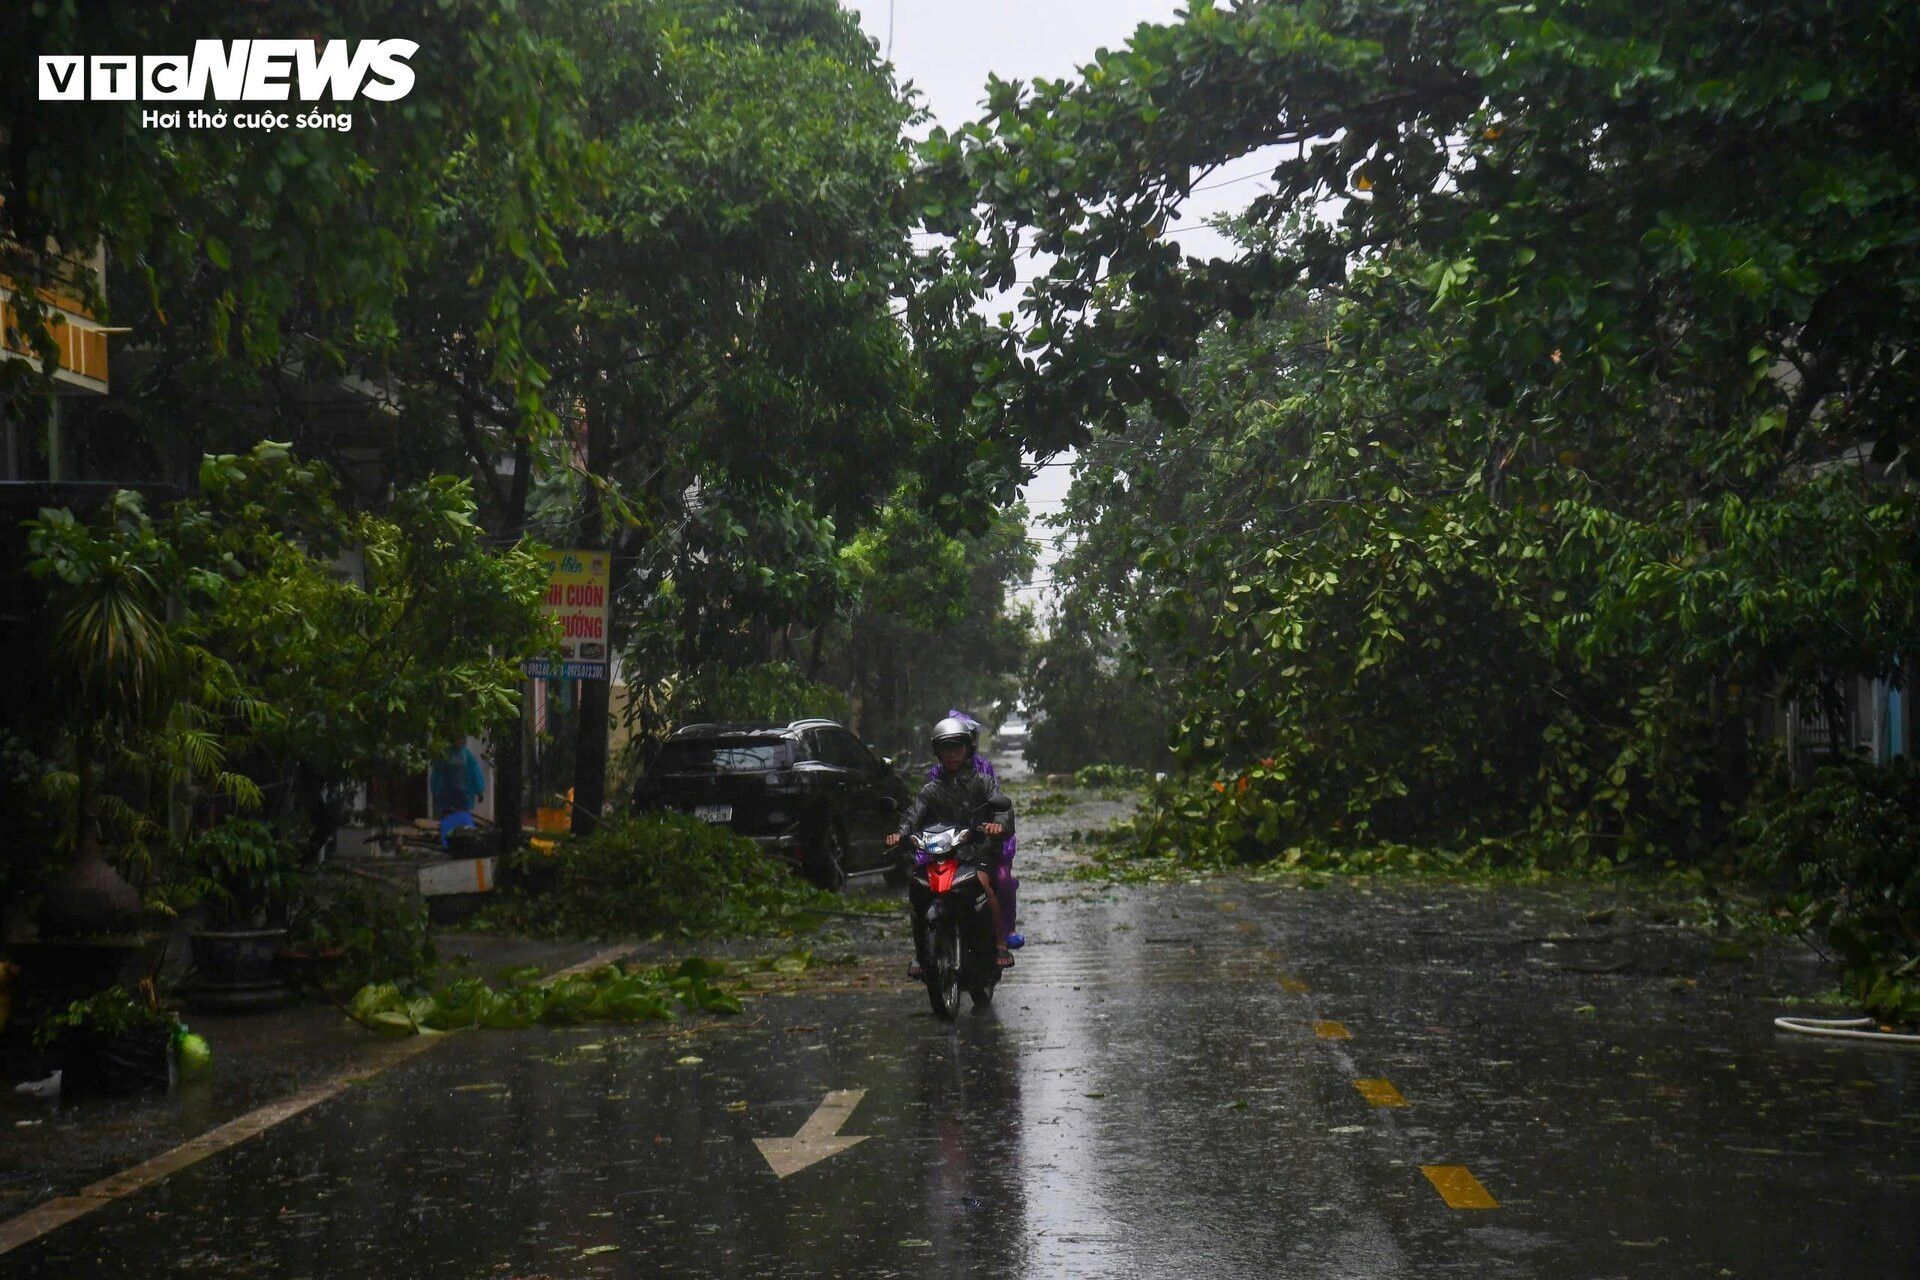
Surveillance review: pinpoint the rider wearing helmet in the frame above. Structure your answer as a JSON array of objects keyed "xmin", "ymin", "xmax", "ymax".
[
  {"xmin": 924, "ymin": 709, "xmax": 1021, "ymax": 950},
  {"xmin": 888, "ymin": 717, "xmax": 1017, "ymax": 976}
]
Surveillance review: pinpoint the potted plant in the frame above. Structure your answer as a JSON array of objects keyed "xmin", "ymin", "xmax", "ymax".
[
  {"xmin": 16, "ymin": 501, "xmax": 255, "ymax": 1014},
  {"xmin": 274, "ymin": 908, "xmax": 348, "ymax": 992},
  {"xmin": 181, "ymin": 818, "xmax": 303, "ymax": 1011},
  {"xmin": 11, "ymin": 504, "xmax": 180, "ymax": 1014},
  {"xmin": 280, "ymin": 875, "xmax": 437, "ymax": 997},
  {"xmin": 34, "ymin": 981, "xmax": 181, "ymax": 1099}
]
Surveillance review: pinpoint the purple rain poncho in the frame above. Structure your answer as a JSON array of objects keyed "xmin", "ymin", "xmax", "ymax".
[{"xmin": 926, "ymin": 753, "xmax": 1018, "ymax": 938}]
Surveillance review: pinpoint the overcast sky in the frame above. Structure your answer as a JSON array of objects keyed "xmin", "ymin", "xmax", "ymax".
[
  {"xmin": 840, "ymin": 2, "xmax": 1263, "ymax": 607},
  {"xmin": 844, "ymin": 1, "xmax": 1191, "ymax": 134}
]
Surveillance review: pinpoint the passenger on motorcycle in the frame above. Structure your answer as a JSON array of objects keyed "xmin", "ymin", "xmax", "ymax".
[
  {"xmin": 924, "ymin": 709, "xmax": 1022, "ymax": 950},
  {"xmin": 888, "ymin": 717, "xmax": 1017, "ymax": 978}
]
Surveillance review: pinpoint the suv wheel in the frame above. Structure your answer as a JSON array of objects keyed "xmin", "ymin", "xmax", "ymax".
[{"xmin": 803, "ymin": 821, "xmax": 849, "ymax": 893}]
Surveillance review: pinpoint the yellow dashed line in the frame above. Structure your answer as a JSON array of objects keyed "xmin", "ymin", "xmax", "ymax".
[
  {"xmin": 1278, "ymin": 977, "xmax": 1310, "ymax": 993},
  {"xmin": 1352, "ymin": 1078, "xmax": 1409, "ymax": 1107},
  {"xmin": 1421, "ymin": 1165, "xmax": 1499, "ymax": 1209},
  {"xmin": 1314, "ymin": 1020, "xmax": 1351, "ymax": 1040}
]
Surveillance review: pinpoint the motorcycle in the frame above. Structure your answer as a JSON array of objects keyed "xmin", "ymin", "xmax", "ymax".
[{"xmin": 904, "ymin": 802, "xmax": 1009, "ymax": 1020}]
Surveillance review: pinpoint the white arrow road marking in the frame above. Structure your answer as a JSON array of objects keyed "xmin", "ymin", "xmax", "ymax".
[{"xmin": 753, "ymin": 1089, "xmax": 871, "ymax": 1179}]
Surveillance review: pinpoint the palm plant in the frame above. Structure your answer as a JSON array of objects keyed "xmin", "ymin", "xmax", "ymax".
[{"xmin": 27, "ymin": 493, "xmax": 187, "ymax": 932}]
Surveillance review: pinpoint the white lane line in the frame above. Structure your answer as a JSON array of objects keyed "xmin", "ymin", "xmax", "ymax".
[{"xmin": 0, "ymin": 944, "xmax": 635, "ymax": 1255}]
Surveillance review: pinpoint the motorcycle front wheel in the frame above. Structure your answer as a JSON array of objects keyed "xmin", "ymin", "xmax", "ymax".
[
  {"xmin": 925, "ymin": 919, "xmax": 961, "ymax": 1020},
  {"xmin": 966, "ymin": 912, "xmax": 999, "ymax": 1008}
]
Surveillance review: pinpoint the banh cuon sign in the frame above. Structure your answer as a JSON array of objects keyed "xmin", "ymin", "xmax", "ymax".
[{"xmin": 525, "ymin": 550, "xmax": 610, "ymax": 681}]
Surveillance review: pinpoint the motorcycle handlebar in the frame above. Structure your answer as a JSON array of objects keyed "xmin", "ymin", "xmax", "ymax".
[
  {"xmin": 910, "ymin": 826, "xmax": 996, "ymax": 847},
  {"xmin": 906, "ymin": 825, "xmax": 1000, "ymax": 867}
]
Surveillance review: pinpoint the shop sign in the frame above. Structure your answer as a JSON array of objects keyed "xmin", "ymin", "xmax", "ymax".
[{"xmin": 524, "ymin": 548, "xmax": 609, "ymax": 680}]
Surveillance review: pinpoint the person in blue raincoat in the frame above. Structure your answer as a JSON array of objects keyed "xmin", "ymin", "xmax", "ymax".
[{"xmin": 430, "ymin": 739, "xmax": 486, "ymax": 819}]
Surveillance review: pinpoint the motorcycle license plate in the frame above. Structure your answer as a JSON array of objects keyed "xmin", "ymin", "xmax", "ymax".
[{"xmin": 693, "ymin": 804, "xmax": 733, "ymax": 823}]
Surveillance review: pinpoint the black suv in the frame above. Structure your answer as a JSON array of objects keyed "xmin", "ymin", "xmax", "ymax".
[{"xmin": 632, "ymin": 718, "xmax": 912, "ymax": 890}]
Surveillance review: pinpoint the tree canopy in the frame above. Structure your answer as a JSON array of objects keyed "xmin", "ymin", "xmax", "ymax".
[
  {"xmin": 920, "ymin": 0, "xmax": 1920, "ymax": 455},
  {"xmin": 21, "ymin": 443, "xmax": 551, "ymax": 882},
  {"xmin": 954, "ymin": 0, "xmax": 1919, "ymax": 861},
  {"xmin": 5, "ymin": 0, "xmax": 1039, "ymax": 850},
  {"xmin": 0, "ymin": 1, "xmax": 582, "ymax": 402}
]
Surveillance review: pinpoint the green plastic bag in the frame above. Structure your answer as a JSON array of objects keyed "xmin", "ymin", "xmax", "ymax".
[{"xmin": 173, "ymin": 1024, "xmax": 213, "ymax": 1079}]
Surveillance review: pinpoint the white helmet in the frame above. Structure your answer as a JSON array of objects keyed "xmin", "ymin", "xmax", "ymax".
[{"xmin": 930, "ymin": 716, "xmax": 975, "ymax": 755}]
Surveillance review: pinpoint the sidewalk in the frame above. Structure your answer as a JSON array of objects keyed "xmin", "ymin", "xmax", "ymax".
[{"xmin": 0, "ymin": 932, "xmax": 624, "ymax": 1221}]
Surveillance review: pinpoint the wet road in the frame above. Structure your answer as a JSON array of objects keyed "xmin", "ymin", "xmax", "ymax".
[{"xmin": 8, "ymin": 783, "xmax": 1920, "ymax": 1277}]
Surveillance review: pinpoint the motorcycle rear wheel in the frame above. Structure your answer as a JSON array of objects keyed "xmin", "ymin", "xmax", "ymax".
[{"xmin": 925, "ymin": 921, "xmax": 961, "ymax": 1020}]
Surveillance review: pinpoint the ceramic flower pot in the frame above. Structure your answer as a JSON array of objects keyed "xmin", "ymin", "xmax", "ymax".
[{"xmin": 187, "ymin": 927, "xmax": 293, "ymax": 1012}]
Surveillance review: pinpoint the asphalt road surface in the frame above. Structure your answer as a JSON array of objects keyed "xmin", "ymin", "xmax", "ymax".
[{"xmin": 7, "ymin": 784, "xmax": 1917, "ymax": 1278}]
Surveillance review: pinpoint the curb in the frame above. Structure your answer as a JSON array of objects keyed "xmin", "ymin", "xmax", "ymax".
[{"xmin": 0, "ymin": 943, "xmax": 634, "ymax": 1257}]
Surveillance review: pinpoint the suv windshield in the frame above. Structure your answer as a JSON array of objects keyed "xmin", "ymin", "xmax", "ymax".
[{"xmin": 655, "ymin": 737, "xmax": 793, "ymax": 773}]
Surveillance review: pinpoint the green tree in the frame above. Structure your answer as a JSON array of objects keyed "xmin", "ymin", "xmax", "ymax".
[
  {"xmin": 927, "ymin": 0, "xmax": 1920, "ymax": 863},
  {"xmin": 172, "ymin": 445, "xmax": 553, "ymax": 854},
  {"xmin": 19, "ymin": 445, "xmax": 552, "ymax": 910},
  {"xmin": 1, "ymin": 1, "xmax": 582, "ymax": 407},
  {"xmin": 829, "ymin": 498, "xmax": 1037, "ymax": 757},
  {"xmin": 1024, "ymin": 620, "xmax": 1173, "ymax": 776},
  {"xmin": 503, "ymin": 0, "xmax": 935, "ymax": 829},
  {"xmin": 610, "ymin": 488, "xmax": 1037, "ymax": 768},
  {"xmin": 25, "ymin": 493, "xmax": 189, "ymax": 931},
  {"xmin": 12, "ymin": 1, "xmax": 989, "ymax": 846}
]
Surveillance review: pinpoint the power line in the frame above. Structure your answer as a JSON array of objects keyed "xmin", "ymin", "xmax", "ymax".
[
  {"xmin": 916, "ymin": 217, "xmax": 1225, "ymax": 248},
  {"xmin": 1191, "ymin": 166, "xmax": 1273, "ymax": 194},
  {"xmin": 912, "ymin": 161, "xmax": 1272, "ymax": 240}
]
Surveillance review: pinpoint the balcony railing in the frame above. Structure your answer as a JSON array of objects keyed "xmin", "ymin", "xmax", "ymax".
[{"xmin": 0, "ymin": 239, "xmax": 112, "ymax": 393}]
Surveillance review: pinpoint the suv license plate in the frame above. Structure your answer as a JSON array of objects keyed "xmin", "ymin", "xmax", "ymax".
[{"xmin": 694, "ymin": 804, "xmax": 733, "ymax": 823}]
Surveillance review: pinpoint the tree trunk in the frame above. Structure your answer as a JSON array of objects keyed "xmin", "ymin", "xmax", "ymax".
[
  {"xmin": 494, "ymin": 700, "xmax": 526, "ymax": 855},
  {"xmin": 489, "ymin": 423, "xmax": 537, "ymax": 853},
  {"xmin": 1714, "ymin": 681, "xmax": 1753, "ymax": 815},
  {"xmin": 573, "ymin": 677, "xmax": 610, "ymax": 836},
  {"xmin": 806, "ymin": 624, "xmax": 826, "ymax": 682},
  {"xmin": 846, "ymin": 616, "xmax": 866, "ymax": 736}
]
